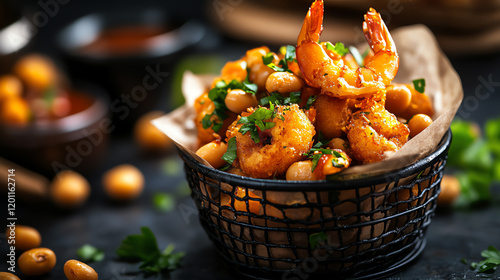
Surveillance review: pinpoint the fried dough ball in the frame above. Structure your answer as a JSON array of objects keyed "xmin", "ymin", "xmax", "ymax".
[
  {"xmin": 347, "ymin": 103, "xmax": 409, "ymax": 164},
  {"xmin": 314, "ymin": 94, "xmax": 351, "ymax": 139},
  {"xmin": 227, "ymin": 104, "xmax": 315, "ymax": 179}
]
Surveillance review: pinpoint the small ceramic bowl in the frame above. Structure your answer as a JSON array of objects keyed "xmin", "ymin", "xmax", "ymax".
[
  {"xmin": 0, "ymin": 83, "xmax": 109, "ymax": 176},
  {"xmin": 56, "ymin": 9, "xmax": 206, "ymax": 130}
]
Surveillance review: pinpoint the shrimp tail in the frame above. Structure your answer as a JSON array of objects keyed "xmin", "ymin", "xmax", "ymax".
[{"xmin": 297, "ymin": 0, "xmax": 324, "ymax": 46}]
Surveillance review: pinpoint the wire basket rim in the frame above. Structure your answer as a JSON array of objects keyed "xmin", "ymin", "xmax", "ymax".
[{"xmin": 178, "ymin": 129, "xmax": 451, "ymax": 191}]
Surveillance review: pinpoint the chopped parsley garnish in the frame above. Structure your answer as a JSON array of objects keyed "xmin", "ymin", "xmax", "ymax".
[
  {"xmin": 304, "ymin": 95, "xmax": 317, "ymax": 110},
  {"xmin": 412, "ymin": 78, "xmax": 426, "ymax": 93},
  {"xmin": 77, "ymin": 244, "xmax": 105, "ymax": 263},
  {"xmin": 259, "ymin": 91, "xmax": 301, "ymax": 106},
  {"xmin": 303, "ymin": 148, "xmax": 346, "ymax": 172},
  {"xmin": 238, "ymin": 103, "xmax": 277, "ymax": 143},
  {"xmin": 116, "ymin": 227, "xmax": 184, "ymax": 274},
  {"xmin": 262, "ymin": 45, "xmax": 296, "ymax": 73},
  {"xmin": 326, "ymin": 42, "xmax": 349, "ymax": 56},
  {"xmin": 202, "ymin": 70, "xmax": 258, "ymax": 131},
  {"xmin": 153, "ymin": 192, "xmax": 176, "ymax": 213},
  {"xmin": 349, "ymin": 46, "xmax": 369, "ymax": 67},
  {"xmin": 470, "ymin": 245, "xmax": 500, "ymax": 273},
  {"xmin": 222, "ymin": 137, "xmax": 237, "ymax": 165}
]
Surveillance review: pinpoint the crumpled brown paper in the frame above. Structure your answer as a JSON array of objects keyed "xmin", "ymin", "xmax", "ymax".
[{"xmin": 153, "ymin": 25, "xmax": 463, "ymax": 179}]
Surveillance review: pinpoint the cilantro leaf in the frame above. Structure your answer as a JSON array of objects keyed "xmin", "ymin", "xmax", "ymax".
[
  {"xmin": 303, "ymin": 148, "xmax": 346, "ymax": 172},
  {"xmin": 259, "ymin": 92, "xmax": 301, "ymax": 106},
  {"xmin": 470, "ymin": 246, "xmax": 500, "ymax": 273},
  {"xmin": 448, "ymin": 121, "xmax": 479, "ymax": 167},
  {"xmin": 262, "ymin": 46, "xmax": 296, "ymax": 73},
  {"xmin": 485, "ymin": 117, "xmax": 500, "ymax": 158},
  {"xmin": 222, "ymin": 137, "xmax": 237, "ymax": 165},
  {"xmin": 304, "ymin": 95, "xmax": 317, "ymax": 110},
  {"xmin": 349, "ymin": 46, "xmax": 368, "ymax": 67},
  {"xmin": 153, "ymin": 193, "xmax": 176, "ymax": 213},
  {"xmin": 77, "ymin": 244, "xmax": 105, "ymax": 263},
  {"xmin": 116, "ymin": 227, "xmax": 184, "ymax": 274},
  {"xmin": 412, "ymin": 78, "xmax": 426, "ymax": 93},
  {"xmin": 238, "ymin": 103, "xmax": 277, "ymax": 143},
  {"xmin": 326, "ymin": 42, "xmax": 349, "ymax": 56},
  {"xmin": 309, "ymin": 232, "xmax": 328, "ymax": 250}
]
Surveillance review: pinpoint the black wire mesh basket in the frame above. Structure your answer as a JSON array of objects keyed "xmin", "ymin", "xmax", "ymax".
[{"xmin": 179, "ymin": 129, "xmax": 452, "ymax": 279}]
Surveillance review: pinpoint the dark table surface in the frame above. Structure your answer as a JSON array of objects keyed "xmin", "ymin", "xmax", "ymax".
[{"xmin": 2, "ymin": 1, "xmax": 500, "ymax": 279}]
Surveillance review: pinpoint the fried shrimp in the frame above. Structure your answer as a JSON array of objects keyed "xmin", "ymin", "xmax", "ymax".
[
  {"xmin": 347, "ymin": 103, "xmax": 409, "ymax": 164},
  {"xmin": 227, "ymin": 104, "xmax": 315, "ymax": 179},
  {"xmin": 296, "ymin": 0, "xmax": 399, "ymax": 98}
]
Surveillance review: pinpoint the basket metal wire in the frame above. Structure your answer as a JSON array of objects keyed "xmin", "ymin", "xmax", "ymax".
[{"xmin": 179, "ymin": 130, "xmax": 452, "ymax": 279}]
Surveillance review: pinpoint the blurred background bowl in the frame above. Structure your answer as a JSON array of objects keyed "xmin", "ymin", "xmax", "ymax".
[
  {"xmin": 0, "ymin": 82, "xmax": 109, "ymax": 176},
  {"xmin": 57, "ymin": 8, "xmax": 207, "ymax": 132}
]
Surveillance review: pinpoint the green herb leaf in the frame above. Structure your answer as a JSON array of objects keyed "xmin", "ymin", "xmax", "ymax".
[
  {"xmin": 304, "ymin": 95, "xmax": 317, "ymax": 110},
  {"xmin": 448, "ymin": 121, "xmax": 480, "ymax": 167},
  {"xmin": 303, "ymin": 148, "xmax": 346, "ymax": 172},
  {"xmin": 470, "ymin": 246, "xmax": 500, "ymax": 273},
  {"xmin": 259, "ymin": 92, "xmax": 301, "ymax": 106},
  {"xmin": 485, "ymin": 117, "xmax": 500, "ymax": 158},
  {"xmin": 349, "ymin": 46, "xmax": 368, "ymax": 67},
  {"xmin": 153, "ymin": 193, "xmax": 176, "ymax": 213},
  {"xmin": 222, "ymin": 137, "xmax": 237, "ymax": 165},
  {"xmin": 262, "ymin": 52, "xmax": 275, "ymax": 65},
  {"xmin": 238, "ymin": 103, "xmax": 277, "ymax": 143},
  {"xmin": 263, "ymin": 46, "xmax": 296, "ymax": 73},
  {"xmin": 412, "ymin": 78, "xmax": 426, "ymax": 93},
  {"xmin": 326, "ymin": 42, "xmax": 349, "ymax": 56},
  {"xmin": 116, "ymin": 227, "xmax": 184, "ymax": 274},
  {"xmin": 77, "ymin": 244, "xmax": 105, "ymax": 263},
  {"xmin": 455, "ymin": 171, "xmax": 492, "ymax": 206},
  {"xmin": 309, "ymin": 232, "xmax": 328, "ymax": 250},
  {"xmin": 285, "ymin": 45, "xmax": 296, "ymax": 62}
]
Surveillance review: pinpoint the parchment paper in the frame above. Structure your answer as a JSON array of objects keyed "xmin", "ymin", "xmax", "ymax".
[{"xmin": 153, "ymin": 25, "xmax": 463, "ymax": 179}]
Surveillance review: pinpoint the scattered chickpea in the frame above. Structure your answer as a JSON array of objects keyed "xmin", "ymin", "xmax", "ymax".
[
  {"xmin": 6, "ymin": 225, "xmax": 41, "ymax": 251},
  {"xmin": 0, "ymin": 75, "xmax": 22, "ymax": 102},
  {"xmin": 328, "ymin": 138, "xmax": 347, "ymax": 150},
  {"xmin": 103, "ymin": 164, "xmax": 144, "ymax": 201},
  {"xmin": 0, "ymin": 96, "xmax": 30, "ymax": 126},
  {"xmin": 224, "ymin": 89, "xmax": 258, "ymax": 114},
  {"xmin": 18, "ymin": 247, "xmax": 56, "ymax": 276},
  {"xmin": 64, "ymin": 260, "xmax": 98, "ymax": 280},
  {"xmin": 265, "ymin": 72, "xmax": 303, "ymax": 94},
  {"xmin": 134, "ymin": 111, "xmax": 173, "ymax": 151},
  {"xmin": 50, "ymin": 171, "xmax": 90, "ymax": 209},
  {"xmin": 408, "ymin": 114, "xmax": 433, "ymax": 138},
  {"xmin": 385, "ymin": 84, "xmax": 412, "ymax": 115},
  {"xmin": 438, "ymin": 174, "xmax": 461, "ymax": 207},
  {"xmin": 286, "ymin": 161, "xmax": 319, "ymax": 181},
  {"xmin": 195, "ymin": 141, "xmax": 228, "ymax": 169},
  {"xmin": 0, "ymin": 272, "xmax": 21, "ymax": 280}
]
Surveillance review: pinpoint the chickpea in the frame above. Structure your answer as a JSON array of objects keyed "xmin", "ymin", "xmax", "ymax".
[
  {"xmin": 14, "ymin": 54, "xmax": 58, "ymax": 90},
  {"xmin": 408, "ymin": 114, "xmax": 433, "ymax": 138},
  {"xmin": 6, "ymin": 225, "xmax": 41, "ymax": 251},
  {"xmin": 245, "ymin": 47, "xmax": 271, "ymax": 67},
  {"xmin": 134, "ymin": 111, "xmax": 173, "ymax": 151},
  {"xmin": 286, "ymin": 161, "xmax": 319, "ymax": 181},
  {"xmin": 50, "ymin": 171, "xmax": 90, "ymax": 209},
  {"xmin": 0, "ymin": 96, "xmax": 30, "ymax": 126},
  {"xmin": 18, "ymin": 248, "xmax": 56, "ymax": 276},
  {"xmin": 385, "ymin": 84, "xmax": 412, "ymax": 115},
  {"xmin": 102, "ymin": 164, "xmax": 144, "ymax": 201},
  {"xmin": 224, "ymin": 89, "xmax": 258, "ymax": 114},
  {"xmin": 399, "ymin": 87, "xmax": 434, "ymax": 120},
  {"xmin": 438, "ymin": 175, "xmax": 460, "ymax": 207},
  {"xmin": 265, "ymin": 72, "xmax": 303, "ymax": 94},
  {"xmin": 250, "ymin": 63, "xmax": 274, "ymax": 89},
  {"xmin": 0, "ymin": 272, "xmax": 20, "ymax": 280},
  {"xmin": 0, "ymin": 75, "xmax": 22, "ymax": 102},
  {"xmin": 220, "ymin": 60, "xmax": 247, "ymax": 82},
  {"xmin": 64, "ymin": 260, "xmax": 98, "ymax": 280},
  {"xmin": 328, "ymin": 138, "xmax": 347, "ymax": 150},
  {"xmin": 195, "ymin": 141, "xmax": 228, "ymax": 169}
]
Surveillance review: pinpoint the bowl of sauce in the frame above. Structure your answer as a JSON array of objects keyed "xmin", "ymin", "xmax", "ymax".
[{"xmin": 57, "ymin": 9, "xmax": 206, "ymax": 130}]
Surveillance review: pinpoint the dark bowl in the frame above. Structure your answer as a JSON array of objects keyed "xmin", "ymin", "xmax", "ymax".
[
  {"xmin": 178, "ymin": 130, "xmax": 452, "ymax": 279},
  {"xmin": 56, "ymin": 9, "xmax": 206, "ymax": 131},
  {"xmin": 0, "ymin": 83, "xmax": 110, "ymax": 177}
]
